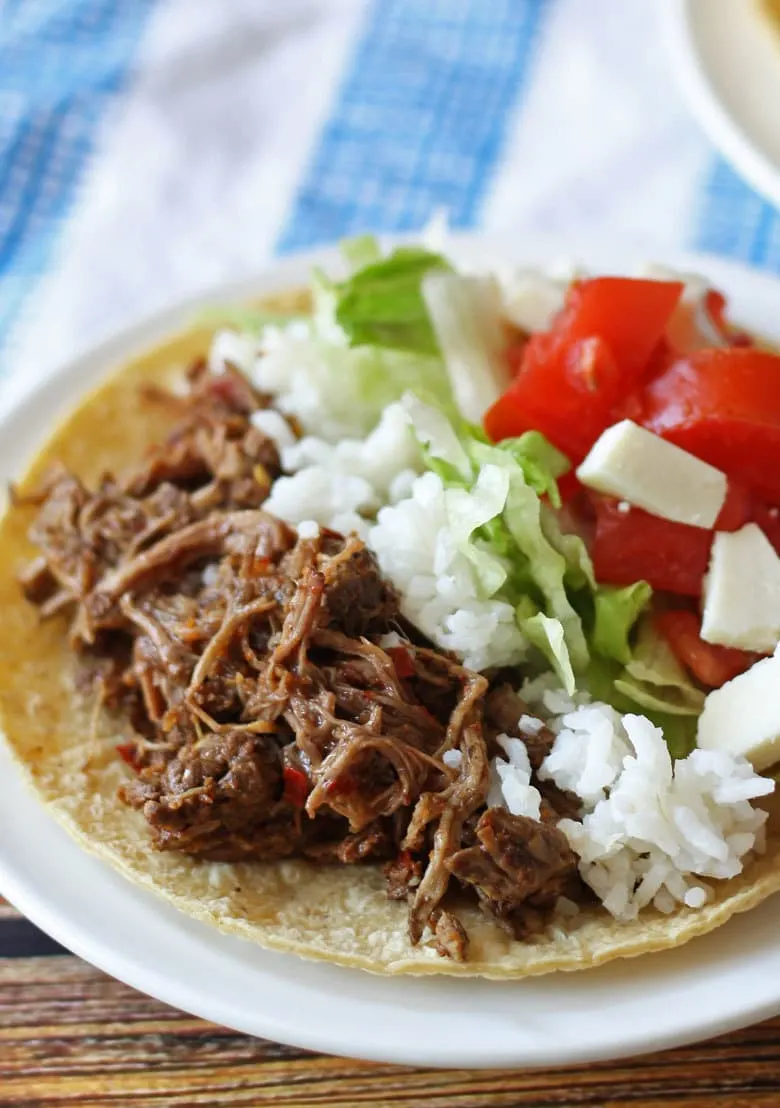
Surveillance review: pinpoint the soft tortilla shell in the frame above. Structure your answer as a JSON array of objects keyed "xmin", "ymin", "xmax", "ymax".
[{"xmin": 1, "ymin": 297, "xmax": 779, "ymax": 978}]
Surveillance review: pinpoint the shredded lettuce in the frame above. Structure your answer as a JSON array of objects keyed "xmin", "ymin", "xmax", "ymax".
[
  {"xmin": 592, "ymin": 582, "xmax": 653, "ymax": 665},
  {"xmin": 446, "ymin": 465, "xmax": 512, "ymax": 596},
  {"xmin": 521, "ymin": 612, "xmax": 577, "ymax": 695},
  {"xmin": 421, "ymin": 271, "xmax": 512, "ymax": 421},
  {"xmin": 323, "ymin": 246, "xmax": 452, "ymax": 355},
  {"xmin": 471, "ymin": 432, "xmax": 569, "ymax": 507},
  {"xmin": 618, "ymin": 617, "xmax": 706, "ymax": 716},
  {"xmin": 540, "ymin": 510, "xmax": 597, "ymax": 592},
  {"xmin": 403, "ymin": 397, "xmax": 590, "ymax": 676},
  {"xmin": 586, "ymin": 655, "xmax": 698, "ymax": 758},
  {"xmin": 400, "ymin": 393, "xmax": 471, "ymax": 480},
  {"xmin": 340, "ymin": 234, "xmax": 382, "ymax": 273},
  {"xmin": 400, "ymin": 396, "xmax": 661, "ymax": 701},
  {"xmin": 587, "ymin": 617, "xmax": 704, "ymax": 756}
]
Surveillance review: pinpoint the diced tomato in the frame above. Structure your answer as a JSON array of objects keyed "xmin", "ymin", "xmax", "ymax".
[
  {"xmin": 589, "ymin": 476, "xmax": 752, "ymax": 597},
  {"xmin": 325, "ymin": 775, "xmax": 357, "ymax": 797},
  {"xmin": 704, "ymin": 289, "xmax": 753, "ymax": 348},
  {"xmin": 654, "ymin": 610, "xmax": 762, "ymax": 689},
  {"xmin": 751, "ymin": 500, "xmax": 780, "ymax": 556},
  {"xmin": 557, "ymin": 277, "xmax": 684, "ymax": 378},
  {"xmin": 485, "ymin": 332, "xmax": 623, "ymax": 460},
  {"xmin": 387, "ymin": 645, "xmax": 415, "ymax": 678},
  {"xmin": 116, "ymin": 743, "xmax": 141, "ymax": 772},
  {"xmin": 485, "ymin": 278, "xmax": 683, "ymax": 460},
  {"xmin": 641, "ymin": 348, "xmax": 780, "ymax": 504},
  {"xmin": 506, "ymin": 343, "xmax": 525, "ymax": 377},
  {"xmin": 282, "ymin": 765, "xmax": 309, "ymax": 808},
  {"xmin": 704, "ymin": 289, "xmax": 728, "ymax": 337},
  {"xmin": 555, "ymin": 470, "xmax": 582, "ymax": 504},
  {"xmin": 590, "ymin": 496, "xmax": 713, "ymax": 596},
  {"xmin": 715, "ymin": 479, "xmax": 753, "ymax": 532}
]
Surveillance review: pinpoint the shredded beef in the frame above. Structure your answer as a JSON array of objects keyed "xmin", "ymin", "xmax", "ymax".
[
  {"xmin": 18, "ymin": 360, "xmax": 587, "ymax": 959},
  {"xmin": 485, "ymin": 683, "xmax": 581, "ymax": 822},
  {"xmin": 432, "ymin": 909, "xmax": 469, "ymax": 962},
  {"xmin": 485, "ymin": 684, "xmax": 555, "ymax": 771},
  {"xmin": 447, "ymin": 807, "xmax": 578, "ymax": 936}
]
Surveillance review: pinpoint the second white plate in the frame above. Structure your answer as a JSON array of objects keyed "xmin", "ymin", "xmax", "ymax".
[{"xmin": 666, "ymin": 0, "xmax": 780, "ymax": 209}]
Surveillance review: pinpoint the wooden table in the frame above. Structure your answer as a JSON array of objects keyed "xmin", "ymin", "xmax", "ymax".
[{"xmin": 2, "ymin": 896, "xmax": 780, "ymax": 1107}]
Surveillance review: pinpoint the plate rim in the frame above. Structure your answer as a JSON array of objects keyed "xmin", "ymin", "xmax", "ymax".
[{"xmin": 3, "ymin": 235, "xmax": 780, "ymax": 1068}]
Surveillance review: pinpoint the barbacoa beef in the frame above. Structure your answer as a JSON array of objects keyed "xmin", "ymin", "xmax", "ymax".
[
  {"xmin": 447, "ymin": 807, "xmax": 578, "ymax": 937},
  {"xmin": 19, "ymin": 361, "xmax": 585, "ymax": 960}
]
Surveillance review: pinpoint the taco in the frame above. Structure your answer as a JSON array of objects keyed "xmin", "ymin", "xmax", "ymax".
[{"xmin": 1, "ymin": 244, "xmax": 779, "ymax": 978}]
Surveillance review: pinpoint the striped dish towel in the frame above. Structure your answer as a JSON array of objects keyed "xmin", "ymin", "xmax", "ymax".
[{"xmin": 2, "ymin": 0, "xmax": 780, "ymax": 386}]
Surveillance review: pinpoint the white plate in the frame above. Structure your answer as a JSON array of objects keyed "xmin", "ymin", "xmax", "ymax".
[
  {"xmin": 2, "ymin": 239, "xmax": 780, "ymax": 1069},
  {"xmin": 665, "ymin": 0, "xmax": 780, "ymax": 208}
]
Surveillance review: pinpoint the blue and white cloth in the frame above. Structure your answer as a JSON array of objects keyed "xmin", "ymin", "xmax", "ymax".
[{"xmin": 2, "ymin": 0, "xmax": 780, "ymax": 386}]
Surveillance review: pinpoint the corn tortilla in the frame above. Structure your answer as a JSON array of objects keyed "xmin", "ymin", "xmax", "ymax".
[{"xmin": 1, "ymin": 292, "xmax": 779, "ymax": 977}]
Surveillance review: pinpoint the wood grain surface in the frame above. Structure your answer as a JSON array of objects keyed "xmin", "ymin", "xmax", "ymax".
[{"xmin": 2, "ymin": 898, "xmax": 780, "ymax": 1107}]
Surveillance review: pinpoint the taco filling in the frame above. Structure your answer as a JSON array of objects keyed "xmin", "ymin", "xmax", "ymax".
[{"xmin": 6, "ymin": 239, "xmax": 780, "ymax": 972}]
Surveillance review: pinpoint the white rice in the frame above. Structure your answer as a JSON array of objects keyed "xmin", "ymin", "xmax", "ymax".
[
  {"xmin": 208, "ymin": 328, "xmax": 259, "ymax": 376},
  {"xmin": 279, "ymin": 402, "xmax": 420, "ymax": 499},
  {"xmin": 249, "ymin": 323, "xmax": 367, "ymax": 441},
  {"xmin": 249, "ymin": 408, "xmax": 297, "ymax": 454},
  {"xmin": 369, "ymin": 471, "xmax": 528, "ymax": 671},
  {"xmin": 487, "ymin": 734, "xmax": 542, "ymax": 820},
  {"xmin": 442, "ymin": 749, "xmax": 463, "ymax": 770},
  {"xmin": 296, "ymin": 520, "xmax": 320, "ymax": 540},
  {"xmin": 262, "ymin": 401, "xmax": 420, "ymax": 539},
  {"xmin": 264, "ymin": 468, "xmax": 376, "ymax": 540},
  {"xmin": 533, "ymin": 703, "xmax": 775, "ymax": 921}
]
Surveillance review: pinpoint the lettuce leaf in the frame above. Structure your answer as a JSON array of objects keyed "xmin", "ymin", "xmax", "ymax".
[
  {"xmin": 403, "ymin": 400, "xmax": 591, "ymax": 673},
  {"xmin": 401, "ymin": 399, "xmax": 676, "ymax": 735},
  {"xmin": 471, "ymin": 433, "xmax": 569, "ymax": 507},
  {"xmin": 421, "ymin": 271, "xmax": 511, "ymax": 421},
  {"xmin": 521, "ymin": 612, "xmax": 576, "ymax": 695},
  {"xmin": 586, "ymin": 655, "xmax": 698, "ymax": 758},
  {"xmin": 619, "ymin": 617, "xmax": 706, "ymax": 715},
  {"xmin": 329, "ymin": 247, "xmax": 452, "ymax": 355},
  {"xmin": 400, "ymin": 393, "xmax": 471, "ymax": 480},
  {"xmin": 540, "ymin": 508, "xmax": 597, "ymax": 591},
  {"xmin": 592, "ymin": 581, "xmax": 653, "ymax": 665},
  {"xmin": 446, "ymin": 465, "xmax": 512, "ymax": 596},
  {"xmin": 501, "ymin": 470, "xmax": 590, "ymax": 671},
  {"xmin": 340, "ymin": 234, "xmax": 382, "ymax": 273}
]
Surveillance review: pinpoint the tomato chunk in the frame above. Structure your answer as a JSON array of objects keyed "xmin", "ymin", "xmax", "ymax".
[
  {"xmin": 714, "ymin": 479, "xmax": 753, "ymax": 531},
  {"xmin": 116, "ymin": 743, "xmax": 141, "ymax": 773},
  {"xmin": 641, "ymin": 348, "xmax": 780, "ymax": 504},
  {"xmin": 654, "ymin": 610, "xmax": 761, "ymax": 689},
  {"xmin": 751, "ymin": 500, "xmax": 780, "ymax": 556},
  {"xmin": 486, "ymin": 333, "xmax": 621, "ymax": 459},
  {"xmin": 283, "ymin": 765, "xmax": 309, "ymax": 808},
  {"xmin": 485, "ymin": 278, "xmax": 683, "ymax": 460},
  {"xmin": 387, "ymin": 646, "xmax": 415, "ymax": 678},
  {"xmin": 559, "ymin": 277, "xmax": 684, "ymax": 378},
  {"xmin": 590, "ymin": 496, "xmax": 713, "ymax": 596}
]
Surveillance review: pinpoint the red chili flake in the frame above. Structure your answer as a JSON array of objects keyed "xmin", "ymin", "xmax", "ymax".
[
  {"xmin": 283, "ymin": 765, "xmax": 310, "ymax": 808},
  {"xmin": 116, "ymin": 743, "xmax": 141, "ymax": 773},
  {"xmin": 325, "ymin": 775, "xmax": 356, "ymax": 797},
  {"xmin": 207, "ymin": 376, "xmax": 243, "ymax": 407},
  {"xmin": 387, "ymin": 646, "xmax": 415, "ymax": 679}
]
